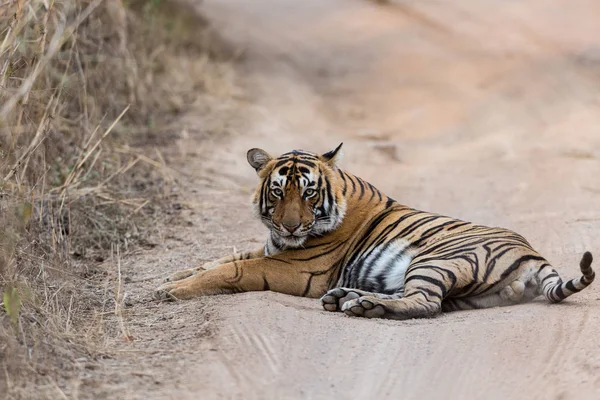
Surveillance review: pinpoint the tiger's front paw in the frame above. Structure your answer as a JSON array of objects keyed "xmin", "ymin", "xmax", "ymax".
[
  {"xmin": 162, "ymin": 264, "xmax": 209, "ymax": 283},
  {"xmin": 341, "ymin": 296, "xmax": 386, "ymax": 319},
  {"xmin": 320, "ymin": 287, "xmax": 371, "ymax": 312},
  {"xmin": 162, "ymin": 269, "xmax": 195, "ymax": 283},
  {"xmin": 154, "ymin": 281, "xmax": 195, "ymax": 301}
]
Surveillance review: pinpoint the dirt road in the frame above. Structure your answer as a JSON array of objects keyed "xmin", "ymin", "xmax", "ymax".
[{"xmin": 98, "ymin": 1, "xmax": 600, "ymax": 398}]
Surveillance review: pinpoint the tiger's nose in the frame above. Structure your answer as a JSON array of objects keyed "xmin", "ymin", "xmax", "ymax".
[{"xmin": 282, "ymin": 222, "xmax": 300, "ymax": 233}]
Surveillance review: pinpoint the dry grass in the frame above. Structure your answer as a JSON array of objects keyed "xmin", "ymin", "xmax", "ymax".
[{"xmin": 0, "ymin": 0, "xmax": 235, "ymax": 397}]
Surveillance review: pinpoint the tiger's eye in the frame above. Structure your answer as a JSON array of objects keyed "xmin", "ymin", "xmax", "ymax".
[
  {"xmin": 305, "ymin": 188, "xmax": 316, "ymax": 197},
  {"xmin": 272, "ymin": 188, "xmax": 283, "ymax": 197}
]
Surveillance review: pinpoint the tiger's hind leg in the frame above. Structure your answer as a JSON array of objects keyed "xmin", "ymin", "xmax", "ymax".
[
  {"xmin": 442, "ymin": 278, "xmax": 539, "ymax": 311},
  {"xmin": 320, "ymin": 287, "xmax": 399, "ymax": 312},
  {"xmin": 448, "ymin": 251, "xmax": 596, "ymax": 309},
  {"xmin": 339, "ymin": 277, "xmax": 538, "ymax": 318}
]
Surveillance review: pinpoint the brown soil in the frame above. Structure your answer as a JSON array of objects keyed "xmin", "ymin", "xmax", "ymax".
[{"xmin": 90, "ymin": 1, "xmax": 600, "ymax": 399}]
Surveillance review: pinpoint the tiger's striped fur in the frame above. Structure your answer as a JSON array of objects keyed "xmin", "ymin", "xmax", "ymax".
[{"xmin": 156, "ymin": 144, "xmax": 595, "ymax": 320}]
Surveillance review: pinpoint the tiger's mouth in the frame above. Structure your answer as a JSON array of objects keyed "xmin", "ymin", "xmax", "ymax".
[
  {"xmin": 271, "ymin": 225, "xmax": 312, "ymax": 248},
  {"xmin": 277, "ymin": 230, "xmax": 309, "ymax": 238},
  {"xmin": 277, "ymin": 233, "xmax": 308, "ymax": 247}
]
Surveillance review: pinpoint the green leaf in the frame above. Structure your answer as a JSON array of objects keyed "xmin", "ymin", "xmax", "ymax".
[
  {"xmin": 13, "ymin": 202, "xmax": 33, "ymax": 229},
  {"xmin": 22, "ymin": 202, "xmax": 32, "ymax": 225},
  {"xmin": 3, "ymin": 287, "xmax": 21, "ymax": 327}
]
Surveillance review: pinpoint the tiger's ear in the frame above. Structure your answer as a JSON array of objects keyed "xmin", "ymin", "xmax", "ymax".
[
  {"xmin": 320, "ymin": 143, "xmax": 344, "ymax": 165},
  {"xmin": 247, "ymin": 148, "xmax": 273, "ymax": 172}
]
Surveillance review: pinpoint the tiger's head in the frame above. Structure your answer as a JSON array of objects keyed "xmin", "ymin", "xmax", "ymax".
[{"xmin": 247, "ymin": 143, "xmax": 347, "ymax": 249}]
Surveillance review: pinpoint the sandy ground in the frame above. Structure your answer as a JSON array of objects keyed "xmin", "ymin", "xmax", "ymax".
[{"xmin": 91, "ymin": 1, "xmax": 600, "ymax": 399}]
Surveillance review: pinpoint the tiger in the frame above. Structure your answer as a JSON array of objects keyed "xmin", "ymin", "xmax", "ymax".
[{"xmin": 155, "ymin": 144, "xmax": 595, "ymax": 320}]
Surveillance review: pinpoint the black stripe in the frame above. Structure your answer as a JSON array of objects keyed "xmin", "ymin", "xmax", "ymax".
[
  {"xmin": 366, "ymin": 182, "xmax": 376, "ymax": 202},
  {"xmin": 325, "ymin": 176, "xmax": 334, "ymax": 213},
  {"xmin": 295, "ymin": 160, "xmax": 317, "ymax": 168},
  {"xmin": 264, "ymin": 256, "xmax": 292, "ymax": 264},
  {"xmin": 299, "ymin": 153, "xmax": 318, "ymax": 159},
  {"xmin": 259, "ymin": 177, "xmax": 270, "ymax": 214},
  {"xmin": 225, "ymin": 261, "xmax": 243, "ymax": 283},
  {"xmin": 404, "ymin": 275, "xmax": 449, "ymax": 297},
  {"xmin": 402, "ymin": 215, "xmax": 443, "ymax": 237},
  {"xmin": 291, "ymin": 241, "xmax": 345, "ymax": 261},
  {"xmin": 302, "ymin": 275, "xmax": 313, "ymax": 297},
  {"xmin": 565, "ymin": 280, "xmax": 578, "ymax": 293},
  {"xmin": 407, "ymin": 265, "xmax": 458, "ymax": 289},
  {"xmin": 338, "ymin": 169, "xmax": 348, "ymax": 197},
  {"xmin": 537, "ymin": 263, "xmax": 551, "ymax": 274},
  {"xmin": 274, "ymin": 159, "xmax": 291, "ymax": 168},
  {"xmin": 500, "ymin": 255, "xmax": 545, "ymax": 280},
  {"xmin": 541, "ymin": 273, "xmax": 558, "ymax": 284},
  {"xmin": 415, "ymin": 287, "xmax": 442, "ymax": 303},
  {"xmin": 356, "ymin": 178, "xmax": 365, "ymax": 200},
  {"xmin": 554, "ymin": 281, "xmax": 565, "ymax": 299},
  {"xmin": 385, "ymin": 197, "xmax": 396, "ymax": 208},
  {"xmin": 349, "ymin": 175, "xmax": 357, "ymax": 196},
  {"xmin": 417, "ymin": 287, "xmax": 443, "ymax": 300},
  {"xmin": 412, "ymin": 220, "xmax": 456, "ymax": 247},
  {"xmin": 446, "ymin": 221, "xmax": 471, "ymax": 231}
]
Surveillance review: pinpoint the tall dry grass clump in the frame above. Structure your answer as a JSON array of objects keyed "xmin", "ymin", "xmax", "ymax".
[{"xmin": 0, "ymin": 0, "xmax": 235, "ymax": 396}]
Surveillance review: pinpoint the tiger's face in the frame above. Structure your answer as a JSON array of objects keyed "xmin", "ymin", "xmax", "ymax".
[{"xmin": 247, "ymin": 144, "xmax": 346, "ymax": 248}]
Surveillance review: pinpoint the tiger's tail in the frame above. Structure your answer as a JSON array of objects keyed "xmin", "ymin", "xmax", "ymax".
[{"xmin": 537, "ymin": 251, "xmax": 595, "ymax": 303}]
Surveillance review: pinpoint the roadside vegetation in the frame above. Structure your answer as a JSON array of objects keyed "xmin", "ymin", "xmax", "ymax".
[{"xmin": 0, "ymin": 0, "xmax": 235, "ymax": 397}]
